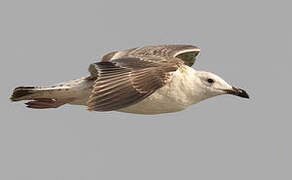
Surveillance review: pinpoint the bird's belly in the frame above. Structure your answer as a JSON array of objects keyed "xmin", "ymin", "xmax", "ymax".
[{"xmin": 117, "ymin": 93, "xmax": 187, "ymax": 114}]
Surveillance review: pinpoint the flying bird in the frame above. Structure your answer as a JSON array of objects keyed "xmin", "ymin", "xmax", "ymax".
[{"xmin": 10, "ymin": 44, "xmax": 249, "ymax": 114}]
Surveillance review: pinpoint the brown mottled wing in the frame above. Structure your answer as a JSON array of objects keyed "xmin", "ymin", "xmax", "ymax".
[
  {"xmin": 98, "ymin": 45, "xmax": 200, "ymax": 66},
  {"xmin": 87, "ymin": 57, "xmax": 181, "ymax": 111}
]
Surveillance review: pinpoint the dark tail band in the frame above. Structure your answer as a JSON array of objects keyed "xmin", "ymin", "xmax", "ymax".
[{"xmin": 10, "ymin": 86, "xmax": 36, "ymax": 101}]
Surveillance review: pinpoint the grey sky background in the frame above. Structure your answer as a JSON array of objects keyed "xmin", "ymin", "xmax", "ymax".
[{"xmin": 0, "ymin": 0, "xmax": 291, "ymax": 180}]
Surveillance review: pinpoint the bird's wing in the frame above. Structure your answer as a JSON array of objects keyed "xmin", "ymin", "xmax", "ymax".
[
  {"xmin": 99, "ymin": 45, "xmax": 200, "ymax": 67},
  {"xmin": 167, "ymin": 45, "xmax": 200, "ymax": 67},
  {"xmin": 87, "ymin": 57, "xmax": 182, "ymax": 111}
]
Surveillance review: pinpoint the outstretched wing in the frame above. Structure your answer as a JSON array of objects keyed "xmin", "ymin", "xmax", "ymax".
[
  {"xmin": 99, "ymin": 44, "xmax": 200, "ymax": 67},
  {"xmin": 87, "ymin": 57, "xmax": 182, "ymax": 111}
]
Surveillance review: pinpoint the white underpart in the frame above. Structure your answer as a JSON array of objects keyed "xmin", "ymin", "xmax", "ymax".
[
  {"xmin": 63, "ymin": 78, "xmax": 93, "ymax": 105},
  {"xmin": 119, "ymin": 66, "xmax": 204, "ymax": 114}
]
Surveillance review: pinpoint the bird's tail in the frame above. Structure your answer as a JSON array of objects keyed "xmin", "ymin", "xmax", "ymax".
[
  {"xmin": 10, "ymin": 86, "xmax": 39, "ymax": 101},
  {"xmin": 10, "ymin": 86, "xmax": 74, "ymax": 109}
]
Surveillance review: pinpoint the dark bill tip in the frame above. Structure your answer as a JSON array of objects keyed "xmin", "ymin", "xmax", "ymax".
[{"xmin": 225, "ymin": 87, "xmax": 249, "ymax": 99}]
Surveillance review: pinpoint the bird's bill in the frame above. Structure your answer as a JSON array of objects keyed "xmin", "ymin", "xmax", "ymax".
[{"xmin": 224, "ymin": 86, "xmax": 249, "ymax": 99}]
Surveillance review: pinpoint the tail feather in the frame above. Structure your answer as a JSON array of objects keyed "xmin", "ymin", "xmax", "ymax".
[
  {"xmin": 10, "ymin": 86, "xmax": 75, "ymax": 109},
  {"xmin": 10, "ymin": 86, "xmax": 38, "ymax": 101},
  {"xmin": 10, "ymin": 77, "xmax": 89, "ymax": 109}
]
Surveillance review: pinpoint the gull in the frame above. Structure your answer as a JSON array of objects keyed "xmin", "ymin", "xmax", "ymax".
[{"xmin": 10, "ymin": 44, "xmax": 249, "ymax": 114}]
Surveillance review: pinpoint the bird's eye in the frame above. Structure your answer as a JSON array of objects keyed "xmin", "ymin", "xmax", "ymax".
[{"xmin": 207, "ymin": 78, "xmax": 214, "ymax": 84}]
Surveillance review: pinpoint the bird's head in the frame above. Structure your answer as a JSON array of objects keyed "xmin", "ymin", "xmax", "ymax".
[{"xmin": 194, "ymin": 71, "xmax": 249, "ymax": 100}]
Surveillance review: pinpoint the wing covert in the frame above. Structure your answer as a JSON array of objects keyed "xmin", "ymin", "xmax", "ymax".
[{"xmin": 87, "ymin": 57, "xmax": 181, "ymax": 111}]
